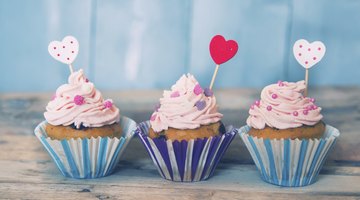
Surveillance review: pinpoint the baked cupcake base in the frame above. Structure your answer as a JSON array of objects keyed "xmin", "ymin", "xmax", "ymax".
[
  {"xmin": 34, "ymin": 116, "xmax": 136, "ymax": 179},
  {"xmin": 137, "ymin": 121, "xmax": 236, "ymax": 182},
  {"xmin": 45, "ymin": 123, "xmax": 122, "ymax": 140},
  {"xmin": 239, "ymin": 124, "xmax": 340, "ymax": 187},
  {"xmin": 148, "ymin": 122, "xmax": 224, "ymax": 141},
  {"xmin": 248, "ymin": 121, "xmax": 325, "ymax": 140}
]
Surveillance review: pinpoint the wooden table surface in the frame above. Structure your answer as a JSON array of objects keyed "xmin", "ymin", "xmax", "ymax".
[{"xmin": 0, "ymin": 87, "xmax": 359, "ymax": 200}]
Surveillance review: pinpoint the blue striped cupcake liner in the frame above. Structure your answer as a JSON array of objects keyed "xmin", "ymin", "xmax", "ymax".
[
  {"xmin": 136, "ymin": 121, "xmax": 237, "ymax": 182},
  {"xmin": 239, "ymin": 124, "xmax": 340, "ymax": 187},
  {"xmin": 34, "ymin": 116, "xmax": 137, "ymax": 179}
]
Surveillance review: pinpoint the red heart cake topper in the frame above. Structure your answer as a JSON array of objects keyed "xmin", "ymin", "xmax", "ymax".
[{"xmin": 209, "ymin": 35, "xmax": 238, "ymax": 65}]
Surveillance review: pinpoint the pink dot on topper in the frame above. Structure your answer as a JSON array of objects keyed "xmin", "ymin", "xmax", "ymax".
[
  {"xmin": 193, "ymin": 84, "xmax": 203, "ymax": 95},
  {"xmin": 74, "ymin": 95, "xmax": 85, "ymax": 105},
  {"xmin": 209, "ymin": 35, "xmax": 238, "ymax": 65},
  {"xmin": 104, "ymin": 100, "xmax": 113, "ymax": 108},
  {"xmin": 48, "ymin": 36, "xmax": 79, "ymax": 65},
  {"xmin": 293, "ymin": 39, "xmax": 326, "ymax": 69}
]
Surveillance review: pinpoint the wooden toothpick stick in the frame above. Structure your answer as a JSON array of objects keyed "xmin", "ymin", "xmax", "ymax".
[
  {"xmin": 304, "ymin": 68, "xmax": 309, "ymax": 96},
  {"xmin": 69, "ymin": 64, "xmax": 74, "ymax": 74},
  {"xmin": 209, "ymin": 64, "xmax": 220, "ymax": 90}
]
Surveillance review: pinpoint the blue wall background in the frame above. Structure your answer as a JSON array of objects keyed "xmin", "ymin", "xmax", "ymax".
[{"xmin": 0, "ymin": 0, "xmax": 359, "ymax": 92}]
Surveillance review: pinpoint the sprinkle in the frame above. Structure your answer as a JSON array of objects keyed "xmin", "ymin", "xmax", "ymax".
[
  {"xmin": 271, "ymin": 94, "xmax": 278, "ymax": 99},
  {"xmin": 306, "ymin": 105, "xmax": 313, "ymax": 110},
  {"xmin": 154, "ymin": 102, "xmax": 161, "ymax": 112},
  {"xmin": 254, "ymin": 100, "xmax": 260, "ymax": 107},
  {"xmin": 250, "ymin": 104, "xmax": 255, "ymax": 110},
  {"xmin": 193, "ymin": 84, "xmax": 203, "ymax": 95},
  {"xmin": 170, "ymin": 91, "xmax": 180, "ymax": 98},
  {"xmin": 204, "ymin": 88, "xmax": 213, "ymax": 97},
  {"xmin": 150, "ymin": 114, "xmax": 156, "ymax": 121},
  {"xmin": 267, "ymin": 105, "xmax": 272, "ymax": 111},
  {"xmin": 293, "ymin": 111, "xmax": 298, "ymax": 116},
  {"xmin": 309, "ymin": 98, "xmax": 316, "ymax": 103},
  {"xmin": 85, "ymin": 78, "xmax": 89, "ymax": 83},
  {"xmin": 278, "ymin": 80, "xmax": 284, "ymax": 87},
  {"xmin": 195, "ymin": 100, "xmax": 206, "ymax": 111},
  {"xmin": 51, "ymin": 94, "xmax": 56, "ymax": 100},
  {"xmin": 313, "ymin": 105, "xmax": 318, "ymax": 109},
  {"xmin": 303, "ymin": 110, "xmax": 309, "ymax": 115},
  {"xmin": 104, "ymin": 100, "xmax": 113, "ymax": 108},
  {"xmin": 74, "ymin": 95, "xmax": 85, "ymax": 105}
]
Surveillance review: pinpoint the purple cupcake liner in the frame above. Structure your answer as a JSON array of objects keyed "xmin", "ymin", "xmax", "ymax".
[{"xmin": 136, "ymin": 121, "xmax": 236, "ymax": 182}]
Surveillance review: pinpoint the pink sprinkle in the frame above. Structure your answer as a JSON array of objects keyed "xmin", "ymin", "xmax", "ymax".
[
  {"xmin": 53, "ymin": 47, "xmax": 56, "ymax": 50},
  {"xmin": 267, "ymin": 105, "xmax": 272, "ymax": 111},
  {"xmin": 193, "ymin": 84, "xmax": 203, "ymax": 95},
  {"xmin": 308, "ymin": 48, "xmax": 311, "ymax": 51},
  {"xmin": 57, "ymin": 54, "xmax": 60, "ymax": 56},
  {"xmin": 74, "ymin": 95, "xmax": 85, "ymax": 105},
  {"xmin": 305, "ymin": 61, "xmax": 309, "ymax": 65},
  {"xmin": 318, "ymin": 47, "xmax": 321, "ymax": 51},
  {"xmin": 309, "ymin": 98, "xmax": 316, "ymax": 103},
  {"xmin": 71, "ymin": 41, "xmax": 73, "ymax": 44},
  {"xmin": 303, "ymin": 110, "xmax": 309, "ymax": 115},
  {"xmin": 293, "ymin": 111, "xmax": 299, "ymax": 116},
  {"xmin": 72, "ymin": 51, "xmax": 74, "ymax": 53},
  {"xmin": 277, "ymin": 80, "xmax": 284, "ymax": 87},
  {"xmin": 254, "ymin": 100, "xmax": 260, "ymax": 107},
  {"xmin": 85, "ymin": 78, "xmax": 89, "ymax": 83},
  {"xmin": 63, "ymin": 46, "xmax": 65, "ymax": 48},
  {"xmin": 272, "ymin": 94, "xmax": 278, "ymax": 99},
  {"xmin": 298, "ymin": 53, "xmax": 302, "ymax": 56},
  {"xmin": 313, "ymin": 57, "xmax": 317, "ymax": 60},
  {"xmin": 299, "ymin": 45, "xmax": 303, "ymax": 48},
  {"xmin": 150, "ymin": 114, "xmax": 156, "ymax": 121},
  {"xmin": 250, "ymin": 104, "xmax": 255, "ymax": 110},
  {"xmin": 170, "ymin": 91, "xmax": 180, "ymax": 98},
  {"xmin": 104, "ymin": 100, "xmax": 113, "ymax": 108},
  {"xmin": 313, "ymin": 105, "xmax": 318, "ymax": 109},
  {"xmin": 306, "ymin": 105, "xmax": 313, "ymax": 110}
]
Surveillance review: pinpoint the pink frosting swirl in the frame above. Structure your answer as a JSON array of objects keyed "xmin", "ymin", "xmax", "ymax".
[
  {"xmin": 246, "ymin": 80, "xmax": 323, "ymax": 129},
  {"xmin": 44, "ymin": 69, "xmax": 120, "ymax": 128},
  {"xmin": 150, "ymin": 74, "xmax": 223, "ymax": 132}
]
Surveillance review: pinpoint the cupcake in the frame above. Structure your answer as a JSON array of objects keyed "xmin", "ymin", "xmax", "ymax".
[
  {"xmin": 137, "ymin": 74, "xmax": 236, "ymax": 182},
  {"xmin": 34, "ymin": 69, "xmax": 136, "ymax": 178},
  {"xmin": 239, "ymin": 80, "xmax": 340, "ymax": 186}
]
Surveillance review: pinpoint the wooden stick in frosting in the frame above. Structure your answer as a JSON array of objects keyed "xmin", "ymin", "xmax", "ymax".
[{"xmin": 293, "ymin": 39, "xmax": 326, "ymax": 96}]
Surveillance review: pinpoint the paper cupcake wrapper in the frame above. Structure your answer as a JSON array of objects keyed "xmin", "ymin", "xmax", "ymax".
[
  {"xmin": 239, "ymin": 125, "xmax": 340, "ymax": 187},
  {"xmin": 136, "ymin": 121, "xmax": 236, "ymax": 182},
  {"xmin": 34, "ymin": 116, "xmax": 137, "ymax": 179}
]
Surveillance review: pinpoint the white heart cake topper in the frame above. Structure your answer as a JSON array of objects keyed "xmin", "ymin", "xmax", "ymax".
[
  {"xmin": 48, "ymin": 36, "xmax": 79, "ymax": 65},
  {"xmin": 293, "ymin": 39, "xmax": 326, "ymax": 69}
]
